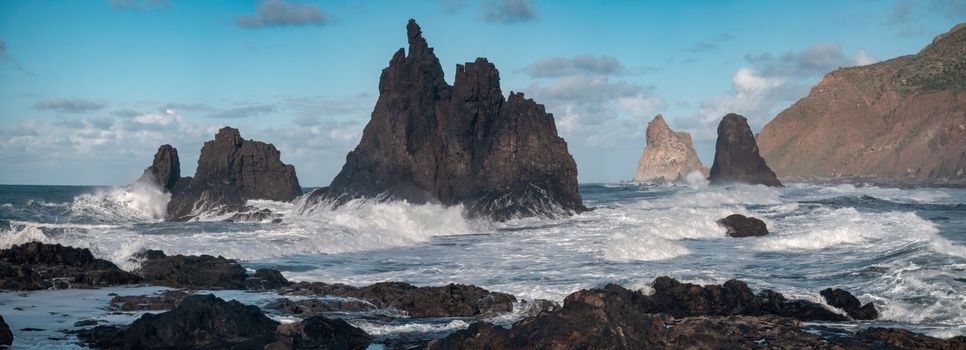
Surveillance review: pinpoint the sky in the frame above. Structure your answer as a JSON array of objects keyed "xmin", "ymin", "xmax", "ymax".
[{"xmin": 0, "ymin": 0, "xmax": 962, "ymax": 186}]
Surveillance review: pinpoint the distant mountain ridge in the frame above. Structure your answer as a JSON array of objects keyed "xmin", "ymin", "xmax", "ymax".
[{"xmin": 757, "ymin": 23, "xmax": 966, "ymax": 185}]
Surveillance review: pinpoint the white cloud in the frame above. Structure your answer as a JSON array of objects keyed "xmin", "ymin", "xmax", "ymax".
[{"xmin": 855, "ymin": 49, "xmax": 878, "ymax": 66}]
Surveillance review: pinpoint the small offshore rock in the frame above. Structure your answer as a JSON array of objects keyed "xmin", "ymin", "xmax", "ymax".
[
  {"xmin": 717, "ymin": 214, "xmax": 769, "ymax": 237},
  {"xmin": 821, "ymin": 287, "xmax": 878, "ymax": 320}
]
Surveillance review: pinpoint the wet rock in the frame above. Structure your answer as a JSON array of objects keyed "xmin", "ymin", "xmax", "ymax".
[
  {"xmin": 641, "ymin": 276, "xmax": 846, "ymax": 321},
  {"xmin": 77, "ymin": 294, "xmax": 280, "ymax": 349},
  {"xmin": 165, "ymin": 127, "xmax": 302, "ymax": 221},
  {"xmin": 282, "ymin": 281, "xmax": 516, "ymax": 318},
  {"xmin": 108, "ymin": 290, "xmax": 191, "ymax": 312},
  {"xmin": 430, "ymin": 278, "xmax": 961, "ymax": 350},
  {"xmin": 267, "ymin": 315, "xmax": 371, "ymax": 350},
  {"xmin": 134, "ymin": 250, "xmax": 247, "ymax": 289},
  {"xmin": 516, "ymin": 299, "xmax": 561, "ymax": 318},
  {"xmin": 247, "ymin": 268, "xmax": 291, "ymax": 290},
  {"xmin": 73, "ymin": 319, "xmax": 99, "ymax": 327},
  {"xmin": 136, "ymin": 144, "xmax": 180, "ymax": 192},
  {"xmin": 225, "ymin": 209, "xmax": 282, "ymax": 223},
  {"xmin": 311, "ymin": 20, "xmax": 585, "ymax": 221},
  {"xmin": 264, "ymin": 297, "xmax": 377, "ymax": 315},
  {"xmin": 0, "ymin": 315, "xmax": 11, "ymax": 346},
  {"xmin": 0, "ymin": 242, "xmax": 140, "ymax": 291},
  {"xmin": 709, "ymin": 113, "xmax": 783, "ymax": 187},
  {"xmin": 821, "ymin": 287, "xmax": 878, "ymax": 320},
  {"xmin": 717, "ymin": 214, "xmax": 769, "ymax": 237}
]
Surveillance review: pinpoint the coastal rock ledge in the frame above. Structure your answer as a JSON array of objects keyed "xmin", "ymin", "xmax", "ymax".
[
  {"xmin": 634, "ymin": 114, "xmax": 708, "ymax": 183},
  {"xmin": 307, "ymin": 19, "xmax": 585, "ymax": 221}
]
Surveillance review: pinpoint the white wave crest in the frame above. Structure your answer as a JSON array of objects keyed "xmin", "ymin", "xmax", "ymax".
[
  {"xmin": 70, "ymin": 182, "xmax": 170, "ymax": 222},
  {"xmin": 352, "ymin": 319, "xmax": 470, "ymax": 336}
]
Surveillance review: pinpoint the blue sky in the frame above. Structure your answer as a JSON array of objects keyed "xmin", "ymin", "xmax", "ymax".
[{"xmin": 0, "ymin": 0, "xmax": 962, "ymax": 185}]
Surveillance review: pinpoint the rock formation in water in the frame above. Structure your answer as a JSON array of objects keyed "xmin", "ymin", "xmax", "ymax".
[
  {"xmin": 133, "ymin": 250, "xmax": 290, "ymax": 290},
  {"xmin": 136, "ymin": 144, "xmax": 180, "ymax": 192},
  {"xmin": 0, "ymin": 242, "xmax": 141, "ymax": 291},
  {"xmin": 0, "ymin": 314, "xmax": 12, "ymax": 346},
  {"xmin": 633, "ymin": 115, "xmax": 708, "ymax": 183},
  {"xmin": 309, "ymin": 19, "xmax": 584, "ymax": 221},
  {"xmin": 717, "ymin": 214, "xmax": 769, "ymax": 237},
  {"xmin": 757, "ymin": 23, "xmax": 966, "ymax": 185},
  {"xmin": 709, "ymin": 114, "xmax": 783, "ymax": 187},
  {"xmin": 821, "ymin": 288, "xmax": 878, "ymax": 320},
  {"xmin": 150, "ymin": 127, "xmax": 301, "ymax": 221}
]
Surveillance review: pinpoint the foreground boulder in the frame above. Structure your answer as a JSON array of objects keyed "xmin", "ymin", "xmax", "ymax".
[
  {"xmin": 136, "ymin": 144, "xmax": 180, "ymax": 192},
  {"xmin": 268, "ymin": 315, "xmax": 372, "ymax": 350},
  {"xmin": 821, "ymin": 287, "xmax": 878, "ymax": 320},
  {"xmin": 633, "ymin": 115, "xmax": 708, "ymax": 183},
  {"xmin": 717, "ymin": 214, "xmax": 769, "ymax": 237},
  {"xmin": 78, "ymin": 294, "xmax": 371, "ymax": 350},
  {"xmin": 0, "ymin": 315, "xmax": 11, "ymax": 347},
  {"xmin": 133, "ymin": 250, "xmax": 289, "ymax": 290},
  {"xmin": 282, "ymin": 281, "xmax": 516, "ymax": 318},
  {"xmin": 758, "ymin": 23, "xmax": 966, "ymax": 186},
  {"xmin": 430, "ymin": 277, "xmax": 963, "ymax": 350},
  {"xmin": 708, "ymin": 114, "xmax": 782, "ymax": 187},
  {"xmin": 309, "ymin": 20, "xmax": 585, "ymax": 221},
  {"xmin": 0, "ymin": 242, "xmax": 140, "ymax": 291},
  {"xmin": 157, "ymin": 127, "xmax": 301, "ymax": 221}
]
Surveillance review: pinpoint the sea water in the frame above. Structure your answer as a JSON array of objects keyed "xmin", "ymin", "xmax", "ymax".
[{"xmin": 0, "ymin": 181, "xmax": 964, "ymax": 348}]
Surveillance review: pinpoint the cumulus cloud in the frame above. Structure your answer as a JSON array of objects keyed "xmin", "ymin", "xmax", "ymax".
[
  {"xmin": 855, "ymin": 49, "xmax": 878, "ymax": 66},
  {"xmin": 107, "ymin": 0, "xmax": 169, "ymax": 11},
  {"xmin": 34, "ymin": 98, "xmax": 106, "ymax": 114},
  {"xmin": 236, "ymin": 0, "xmax": 330, "ymax": 29},
  {"xmin": 745, "ymin": 44, "xmax": 851, "ymax": 78},
  {"xmin": 483, "ymin": 0, "xmax": 537, "ymax": 24},
  {"xmin": 524, "ymin": 55, "xmax": 629, "ymax": 78}
]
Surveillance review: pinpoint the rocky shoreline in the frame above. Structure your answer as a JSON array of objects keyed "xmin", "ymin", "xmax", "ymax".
[{"xmin": 1, "ymin": 242, "xmax": 963, "ymax": 349}]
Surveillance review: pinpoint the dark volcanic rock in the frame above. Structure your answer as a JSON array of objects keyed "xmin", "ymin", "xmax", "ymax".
[
  {"xmin": 77, "ymin": 294, "xmax": 280, "ymax": 350},
  {"xmin": 264, "ymin": 297, "xmax": 377, "ymax": 315},
  {"xmin": 282, "ymin": 281, "xmax": 516, "ymax": 318},
  {"xmin": 225, "ymin": 208, "xmax": 282, "ymax": 223},
  {"xmin": 165, "ymin": 127, "xmax": 301, "ymax": 221},
  {"xmin": 430, "ymin": 278, "xmax": 961, "ymax": 350},
  {"xmin": 267, "ymin": 315, "xmax": 371, "ymax": 350},
  {"xmin": 108, "ymin": 290, "xmax": 192, "ymax": 312},
  {"xmin": 311, "ymin": 20, "xmax": 584, "ymax": 221},
  {"xmin": 0, "ymin": 242, "xmax": 140, "ymax": 291},
  {"xmin": 717, "ymin": 214, "xmax": 769, "ymax": 237},
  {"xmin": 246, "ymin": 268, "xmax": 291, "ymax": 290},
  {"xmin": 821, "ymin": 287, "xmax": 878, "ymax": 320},
  {"xmin": 136, "ymin": 144, "xmax": 180, "ymax": 192},
  {"xmin": 134, "ymin": 250, "xmax": 247, "ymax": 289},
  {"xmin": 0, "ymin": 314, "xmax": 11, "ymax": 346},
  {"xmin": 709, "ymin": 113, "xmax": 783, "ymax": 187}
]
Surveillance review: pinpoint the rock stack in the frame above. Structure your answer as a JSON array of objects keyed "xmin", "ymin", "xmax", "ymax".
[
  {"xmin": 633, "ymin": 114, "xmax": 708, "ymax": 183},
  {"xmin": 709, "ymin": 114, "xmax": 782, "ymax": 187},
  {"xmin": 311, "ymin": 20, "xmax": 585, "ymax": 221}
]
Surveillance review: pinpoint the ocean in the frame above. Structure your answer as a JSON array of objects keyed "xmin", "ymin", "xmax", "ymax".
[{"xmin": 0, "ymin": 180, "xmax": 964, "ymax": 348}]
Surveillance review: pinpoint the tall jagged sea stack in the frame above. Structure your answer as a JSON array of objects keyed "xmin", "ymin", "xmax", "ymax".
[{"xmin": 311, "ymin": 20, "xmax": 585, "ymax": 221}]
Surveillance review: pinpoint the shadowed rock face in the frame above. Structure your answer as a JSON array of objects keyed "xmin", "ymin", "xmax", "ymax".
[
  {"xmin": 164, "ymin": 127, "xmax": 301, "ymax": 220},
  {"xmin": 0, "ymin": 315, "xmax": 12, "ymax": 346},
  {"xmin": 821, "ymin": 288, "xmax": 878, "ymax": 320},
  {"xmin": 313, "ymin": 19, "xmax": 584, "ymax": 221},
  {"xmin": 634, "ymin": 115, "xmax": 707, "ymax": 183},
  {"xmin": 137, "ymin": 145, "xmax": 180, "ymax": 192},
  {"xmin": 758, "ymin": 23, "xmax": 966, "ymax": 185},
  {"xmin": 709, "ymin": 114, "xmax": 782, "ymax": 187},
  {"xmin": 132, "ymin": 250, "xmax": 289, "ymax": 290}
]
